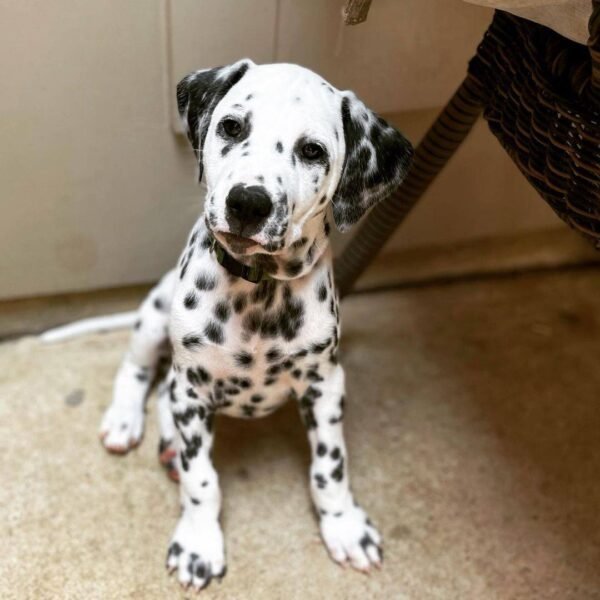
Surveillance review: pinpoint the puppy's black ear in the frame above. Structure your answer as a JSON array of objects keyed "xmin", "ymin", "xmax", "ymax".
[
  {"xmin": 332, "ymin": 92, "xmax": 413, "ymax": 232},
  {"xmin": 177, "ymin": 59, "xmax": 255, "ymax": 181}
]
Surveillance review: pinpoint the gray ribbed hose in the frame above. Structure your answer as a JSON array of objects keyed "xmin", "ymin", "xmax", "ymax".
[{"xmin": 335, "ymin": 76, "xmax": 484, "ymax": 297}]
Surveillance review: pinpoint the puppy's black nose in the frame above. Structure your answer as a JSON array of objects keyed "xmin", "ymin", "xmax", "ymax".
[{"xmin": 226, "ymin": 184, "xmax": 272, "ymax": 230}]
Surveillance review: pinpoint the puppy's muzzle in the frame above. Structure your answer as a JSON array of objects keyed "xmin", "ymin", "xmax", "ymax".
[{"xmin": 225, "ymin": 184, "xmax": 273, "ymax": 236}]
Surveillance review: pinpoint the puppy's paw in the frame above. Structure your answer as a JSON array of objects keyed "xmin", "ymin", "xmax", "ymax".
[
  {"xmin": 166, "ymin": 513, "xmax": 226, "ymax": 591},
  {"xmin": 99, "ymin": 401, "xmax": 144, "ymax": 454},
  {"xmin": 319, "ymin": 504, "xmax": 382, "ymax": 572}
]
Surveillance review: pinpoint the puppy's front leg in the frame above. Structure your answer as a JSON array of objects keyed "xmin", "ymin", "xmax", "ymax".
[
  {"xmin": 100, "ymin": 269, "xmax": 176, "ymax": 452},
  {"xmin": 299, "ymin": 364, "xmax": 382, "ymax": 572},
  {"xmin": 166, "ymin": 373, "xmax": 225, "ymax": 591}
]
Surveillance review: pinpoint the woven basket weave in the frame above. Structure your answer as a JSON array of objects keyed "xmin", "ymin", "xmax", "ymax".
[
  {"xmin": 335, "ymin": 4, "xmax": 600, "ymax": 295},
  {"xmin": 468, "ymin": 6, "xmax": 600, "ymax": 245}
]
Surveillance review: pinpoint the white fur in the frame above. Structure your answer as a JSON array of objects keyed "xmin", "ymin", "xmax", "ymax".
[{"xmin": 40, "ymin": 311, "xmax": 138, "ymax": 343}]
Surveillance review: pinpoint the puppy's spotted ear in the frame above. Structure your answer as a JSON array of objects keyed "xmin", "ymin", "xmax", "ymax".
[
  {"xmin": 177, "ymin": 59, "xmax": 255, "ymax": 181},
  {"xmin": 332, "ymin": 92, "xmax": 413, "ymax": 232}
]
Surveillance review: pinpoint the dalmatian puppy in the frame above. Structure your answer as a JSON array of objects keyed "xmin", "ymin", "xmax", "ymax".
[{"xmin": 99, "ymin": 59, "xmax": 412, "ymax": 591}]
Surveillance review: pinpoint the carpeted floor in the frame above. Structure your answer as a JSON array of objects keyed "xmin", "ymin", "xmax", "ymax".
[{"xmin": 2, "ymin": 267, "xmax": 600, "ymax": 599}]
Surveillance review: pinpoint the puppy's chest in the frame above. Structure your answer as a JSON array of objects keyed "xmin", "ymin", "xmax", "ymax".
[{"xmin": 169, "ymin": 251, "xmax": 340, "ymax": 417}]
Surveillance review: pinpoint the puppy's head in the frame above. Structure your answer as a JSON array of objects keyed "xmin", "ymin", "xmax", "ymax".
[{"xmin": 177, "ymin": 60, "xmax": 412, "ymax": 256}]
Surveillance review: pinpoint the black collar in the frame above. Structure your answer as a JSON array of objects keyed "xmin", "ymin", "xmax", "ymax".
[{"xmin": 211, "ymin": 237, "xmax": 271, "ymax": 284}]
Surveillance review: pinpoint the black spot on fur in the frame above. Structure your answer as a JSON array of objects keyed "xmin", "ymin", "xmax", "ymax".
[
  {"xmin": 331, "ymin": 458, "xmax": 344, "ymax": 482},
  {"xmin": 204, "ymin": 321, "xmax": 224, "ymax": 344},
  {"xmin": 173, "ymin": 405, "xmax": 200, "ymax": 428},
  {"xmin": 242, "ymin": 405, "xmax": 256, "ymax": 417},
  {"xmin": 299, "ymin": 386, "xmax": 321, "ymax": 429},
  {"xmin": 314, "ymin": 474, "xmax": 327, "ymax": 489},
  {"xmin": 317, "ymin": 283, "xmax": 327, "ymax": 302},
  {"xmin": 243, "ymin": 309, "xmax": 262, "ymax": 335},
  {"xmin": 306, "ymin": 367, "xmax": 324, "ymax": 382},
  {"xmin": 168, "ymin": 542, "xmax": 183, "ymax": 558},
  {"xmin": 182, "ymin": 334, "xmax": 204, "ymax": 350},
  {"xmin": 311, "ymin": 338, "xmax": 331, "ymax": 354},
  {"xmin": 329, "ymin": 395, "xmax": 345, "ymax": 425},
  {"xmin": 187, "ymin": 366, "xmax": 211, "ymax": 386},
  {"xmin": 266, "ymin": 346, "xmax": 282, "ymax": 363},
  {"xmin": 235, "ymin": 350, "xmax": 254, "ymax": 368},
  {"xmin": 233, "ymin": 293, "xmax": 247, "ymax": 313},
  {"xmin": 213, "ymin": 300, "xmax": 230, "ymax": 322},
  {"xmin": 195, "ymin": 273, "xmax": 217, "ymax": 291},
  {"xmin": 182, "ymin": 433, "xmax": 203, "ymax": 461},
  {"xmin": 267, "ymin": 364, "xmax": 281, "ymax": 376},
  {"xmin": 241, "ymin": 378, "xmax": 252, "ymax": 389},
  {"xmin": 276, "ymin": 141, "xmax": 283, "ymax": 153},
  {"xmin": 184, "ymin": 291, "xmax": 198, "ymax": 309},
  {"xmin": 359, "ymin": 533, "xmax": 378, "ymax": 555},
  {"xmin": 316, "ymin": 442, "xmax": 327, "ymax": 457}
]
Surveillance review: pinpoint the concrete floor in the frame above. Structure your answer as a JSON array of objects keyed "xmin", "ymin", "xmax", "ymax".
[{"xmin": 2, "ymin": 266, "xmax": 600, "ymax": 599}]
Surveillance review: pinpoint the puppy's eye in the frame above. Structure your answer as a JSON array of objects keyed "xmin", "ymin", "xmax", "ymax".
[
  {"xmin": 301, "ymin": 142, "xmax": 324, "ymax": 161},
  {"xmin": 222, "ymin": 118, "xmax": 242, "ymax": 138}
]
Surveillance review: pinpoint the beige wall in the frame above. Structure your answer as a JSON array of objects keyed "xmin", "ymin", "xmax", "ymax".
[
  {"xmin": 0, "ymin": 1, "xmax": 558, "ymax": 300},
  {"xmin": 378, "ymin": 109, "xmax": 558, "ymax": 253},
  {"xmin": 1, "ymin": 1, "xmax": 198, "ymax": 300}
]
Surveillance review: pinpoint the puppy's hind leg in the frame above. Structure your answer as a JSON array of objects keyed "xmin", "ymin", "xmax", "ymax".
[
  {"xmin": 100, "ymin": 269, "xmax": 177, "ymax": 454},
  {"xmin": 157, "ymin": 372, "xmax": 179, "ymax": 481}
]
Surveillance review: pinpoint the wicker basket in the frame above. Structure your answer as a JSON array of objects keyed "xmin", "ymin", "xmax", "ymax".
[
  {"xmin": 335, "ymin": 4, "xmax": 600, "ymax": 295},
  {"xmin": 468, "ymin": 6, "xmax": 600, "ymax": 246}
]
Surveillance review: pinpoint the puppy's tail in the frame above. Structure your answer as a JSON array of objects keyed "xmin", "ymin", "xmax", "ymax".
[{"xmin": 40, "ymin": 311, "xmax": 138, "ymax": 343}]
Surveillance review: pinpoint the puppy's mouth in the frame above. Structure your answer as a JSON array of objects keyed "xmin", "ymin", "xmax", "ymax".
[{"xmin": 217, "ymin": 232, "xmax": 260, "ymax": 254}]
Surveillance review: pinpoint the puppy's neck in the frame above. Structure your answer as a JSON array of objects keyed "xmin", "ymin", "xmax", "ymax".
[{"xmin": 219, "ymin": 213, "xmax": 332, "ymax": 282}]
